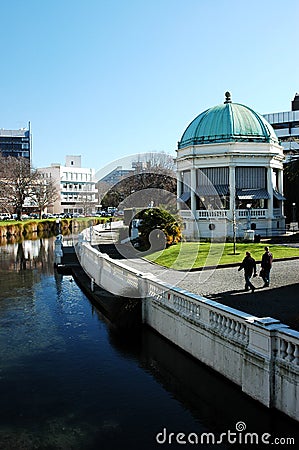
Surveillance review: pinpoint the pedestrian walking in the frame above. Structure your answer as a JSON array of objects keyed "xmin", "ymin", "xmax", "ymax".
[
  {"xmin": 260, "ymin": 246, "xmax": 273, "ymax": 287},
  {"xmin": 238, "ymin": 251, "xmax": 257, "ymax": 292}
]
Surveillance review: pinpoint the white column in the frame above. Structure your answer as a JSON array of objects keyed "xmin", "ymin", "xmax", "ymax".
[
  {"xmin": 177, "ymin": 171, "xmax": 183, "ymax": 198},
  {"xmin": 277, "ymin": 169, "xmax": 284, "ymax": 194},
  {"xmin": 278, "ymin": 168, "xmax": 284, "ymax": 217},
  {"xmin": 229, "ymin": 165, "xmax": 236, "ymax": 216},
  {"xmin": 267, "ymin": 167, "xmax": 274, "ymax": 218},
  {"xmin": 176, "ymin": 171, "xmax": 183, "ymax": 213},
  {"xmin": 229, "ymin": 166, "xmax": 236, "ymax": 239},
  {"xmin": 191, "ymin": 168, "xmax": 197, "ymax": 220},
  {"xmin": 191, "ymin": 167, "xmax": 198, "ymax": 238}
]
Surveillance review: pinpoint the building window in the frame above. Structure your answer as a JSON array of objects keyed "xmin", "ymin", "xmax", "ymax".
[
  {"xmin": 236, "ymin": 167, "xmax": 266, "ymax": 189},
  {"xmin": 273, "ymin": 196, "xmax": 280, "ymax": 208},
  {"xmin": 182, "ymin": 171, "xmax": 191, "ymax": 192},
  {"xmin": 273, "ymin": 169, "xmax": 278, "ymax": 190},
  {"xmin": 238, "ymin": 199, "xmax": 267, "ymax": 209},
  {"xmin": 198, "ymin": 167, "xmax": 229, "ymax": 185}
]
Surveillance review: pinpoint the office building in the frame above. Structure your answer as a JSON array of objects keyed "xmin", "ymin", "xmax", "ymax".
[
  {"xmin": 0, "ymin": 123, "xmax": 31, "ymax": 162},
  {"xmin": 263, "ymin": 93, "xmax": 299, "ymax": 157},
  {"xmin": 99, "ymin": 165, "xmax": 134, "ymax": 186},
  {"xmin": 39, "ymin": 155, "xmax": 98, "ymax": 215}
]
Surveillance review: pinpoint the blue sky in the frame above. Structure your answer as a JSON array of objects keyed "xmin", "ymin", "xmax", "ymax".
[{"xmin": 1, "ymin": 0, "xmax": 298, "ymax": 174}]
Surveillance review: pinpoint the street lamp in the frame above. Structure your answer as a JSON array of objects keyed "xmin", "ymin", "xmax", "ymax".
[
  {"xmin": 292, "ymin": 202, "xmax": 296, "ymax": 223},
  {"xmin": 232, "ymin": 209, "xmax": 237, "ymax": 254},
  {"xmin": 246, "ymin": 203, "xmax": 252, "ymax": 230}
]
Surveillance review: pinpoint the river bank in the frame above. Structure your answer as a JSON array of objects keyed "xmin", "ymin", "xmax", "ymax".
[{"xmin": 0, "ymin": 217, "xmax": 105, "ymax": 243}]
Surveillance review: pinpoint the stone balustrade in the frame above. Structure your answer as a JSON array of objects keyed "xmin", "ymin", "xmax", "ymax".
[
  {"xmin": 209, "ymin": 310, "xmax": 249, "ymax": 345},
  {"xmin": 278, "ymin": 330, "xmax": 299, "ymax": 365},
  {"xmin": 75, "ymin": 236, "xmax": 299, "ymax": 422}
]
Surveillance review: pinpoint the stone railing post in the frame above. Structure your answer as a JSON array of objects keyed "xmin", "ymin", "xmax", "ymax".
[
  {"xmin": 242, "ymin": 317, "xmax": 289, "ymax": 407},
  {"xmin": 137, "ymin": 274, "xmax": 149, "ymax": 324}
]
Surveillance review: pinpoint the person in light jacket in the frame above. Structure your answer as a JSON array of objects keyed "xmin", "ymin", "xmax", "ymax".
[{"xmin": 260, "ymin": 246, "xmax": 273, "ymax": 287}]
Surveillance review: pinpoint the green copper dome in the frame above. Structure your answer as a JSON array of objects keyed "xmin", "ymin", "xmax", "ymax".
[{"xmin": 178, "ymin": 92, "xmax": 278, "ymax": 149}]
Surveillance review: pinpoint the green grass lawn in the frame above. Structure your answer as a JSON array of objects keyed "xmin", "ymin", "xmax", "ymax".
[
  {"xmin": 0, "ymin": 220, "xmax": 21, "ymax": 225},
  {"xmin": 145, "ymin": 242, "xmax": 299, "ymax": 270}
]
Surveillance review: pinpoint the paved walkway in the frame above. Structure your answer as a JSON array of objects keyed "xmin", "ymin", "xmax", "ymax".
[
  {"xmin": 120, "ymin": 256, "xmax": 299, "ymax": 331},
  {"xmin": 91, "ymin": 225, "xmax": 299, "ymax": 331}
]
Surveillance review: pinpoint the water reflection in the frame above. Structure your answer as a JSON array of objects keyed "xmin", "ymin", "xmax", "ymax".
[
  {"xmin": 0, "ymin": 238, "xmax": 55, "ymax": 309},
  {"xmin": 0, "ymin": 237, "xmax": 54, "ymax": 272}
]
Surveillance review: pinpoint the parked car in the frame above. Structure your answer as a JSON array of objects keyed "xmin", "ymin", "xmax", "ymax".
[
  {"xmin": 42, "ymin": 213, "xmax": 55, "ymax": 219},
  {"xmin": 0, "ymin": 213, "xmax": 11, "ymax": 220}
]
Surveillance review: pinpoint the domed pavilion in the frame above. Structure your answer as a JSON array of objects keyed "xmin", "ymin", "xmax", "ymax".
[{"xmin": 176, "ymin": 92, "xmax": 285, "ymax": 238}]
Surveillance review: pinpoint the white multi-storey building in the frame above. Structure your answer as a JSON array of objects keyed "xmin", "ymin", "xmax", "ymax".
[{"xmin": 39, "ymin": 155, "xmax": 98, "ymax": 215}]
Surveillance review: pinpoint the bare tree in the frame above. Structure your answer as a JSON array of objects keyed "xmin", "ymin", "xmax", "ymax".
[
  {"xmin": 101, "ymin": 151, "xmax": 177, "ymax": 209},
  {"xmin": 135, "ymin": 151, "xmax": 175, "ymax": 173},
  {"xmin": 32, "ymin": 174, "xmax": 59, "ymax": 218},
  {"xmin": 0, "ymin": 167, "xmax": 12, "ymax": 214},
  {"xmin": 0, "ymin": 156, "xmax": 42, "ymax": 219},
  {"xmin": 96, "ymin": 180, "xmax": 111, "ymax": 209},
  {"xmin": 74, "ymin": 193, "xmax": 95, "ymax": 216}
]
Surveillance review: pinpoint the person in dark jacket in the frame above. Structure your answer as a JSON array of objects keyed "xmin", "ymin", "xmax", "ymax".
[
  {"xmin": 261, "ymin": 246, "xmax": 273, "ymax": 287},
  {"xmin": 238, "ymin": 251, "xmax": 257, "ymax": 292}
]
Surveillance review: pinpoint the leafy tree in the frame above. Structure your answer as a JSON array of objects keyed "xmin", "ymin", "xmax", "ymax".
[
  {"xmin": 136, "ymin": 207, "xmax": 182, "ymax": 251},
  {"xmin": 284, "ymin": 158, "xmax": 299, "ymax": 222}
]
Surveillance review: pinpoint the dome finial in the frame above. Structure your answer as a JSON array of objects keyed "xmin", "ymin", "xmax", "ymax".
[{"xmin": 224, "ymin": 91, "xmax": 232, "ymax": 104}]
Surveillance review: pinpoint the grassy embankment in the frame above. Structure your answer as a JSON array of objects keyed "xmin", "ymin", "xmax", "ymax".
[{"xmin": 145, "ymin": 241, "xmax": 299, "ymax": 270}]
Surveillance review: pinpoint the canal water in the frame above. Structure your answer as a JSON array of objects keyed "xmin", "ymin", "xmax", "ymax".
[{"xmin": 0, "ymin": 237, "xmax": 298, "ymax": 449}]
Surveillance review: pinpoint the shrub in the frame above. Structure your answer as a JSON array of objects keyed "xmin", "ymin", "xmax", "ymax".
[{"xmin": 136, "ymin": 208, "xmax": 182, "ymax": 251}]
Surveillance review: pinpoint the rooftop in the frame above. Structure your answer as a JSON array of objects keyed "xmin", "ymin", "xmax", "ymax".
[{"xmin": 178, "ymin": 92, "xmax": 279, "ymax": 149}]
